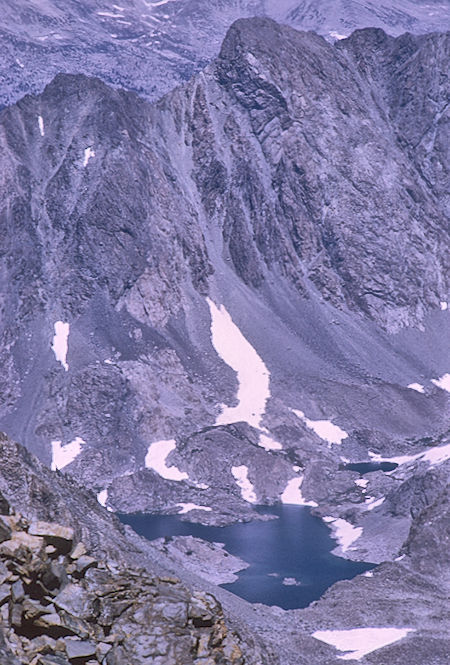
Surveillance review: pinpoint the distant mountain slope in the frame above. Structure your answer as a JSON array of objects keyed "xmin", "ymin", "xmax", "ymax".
[
  {"xmin": 0, "ymin": 0, "xmax": 449, "ymax": 106},
  {"xmin": 0, "ymin": 20, "xmax": 448, "ymax": 540}
]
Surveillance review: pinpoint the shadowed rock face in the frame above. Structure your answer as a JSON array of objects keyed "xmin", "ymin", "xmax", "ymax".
[
  {"xmin": 0, "ymin": 20, "xmax": 448, "ymax": 529},
  {"xmin": 0, "ymin": 0, "xmax": 449, "ymax": 108}
]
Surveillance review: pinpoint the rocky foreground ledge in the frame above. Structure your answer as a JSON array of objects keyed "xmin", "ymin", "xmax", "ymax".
[{"xmin": 0, "ymin": 496, "xmax": 244, "ymax": 665}]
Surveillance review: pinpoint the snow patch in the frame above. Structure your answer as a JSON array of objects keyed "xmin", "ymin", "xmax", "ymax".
[
  {"xmin": 97, "ymin": 489, "xmax": 114, "ymax": 511},
  {"xmin": 38, "ymin": 115, "xmax": 44, "ymax": 136},
  {"xmin": 258, "ymin": 433, "xmax": 282, "ymax": 451},
  {"xmin": 97, "ymin": 489, "xmax": 108, "ymax": 507},
  {"xmin": 51, "ymin": 437, "xmax": 85, "ymax": 471},
  {"xmin": 431, "ymin": 373, "xmax": 450, "ymax": 393},
  {"xmin": 407, "ymin": 383, "xmax": 425, "ymax": 393},
  {"xmin": 207, "ymin": 299, "xmax": 270, "ymax": 429},
  {"xmin": 281, "ymin": 476, "xmax": 318, "ymax": 507},
  {"xmin": 363, "ymin": 571, "xmax": 374, "ymax": 578},
  {"xmin": 293, "ymin": 409, "xmax": 348, "ymax": 446},
  {"xmin": 83, "ymin": 147, "xmax": 95, "ymax": 167},
  {"xmin": 365, "ymin": 497, "xmax": 385, "ymax": 511},
  {"xmin": 231, "ymin": 465, "xmax": 257, "ymax": 503},
  {"xmin": 329, "ymin": 31, "xmax": 348, "ymax": 40},
  {"xmin": 312, "ymin": 627, "xmax": 415, "ymax": 660},
  {"xmin": 16, "ymin": 58, "xmax": 25, "ymax": 68},
  {"xmin": 144, "ymin": 440, "xmax": 188, "ymax": 481},
  {"xmin": 355, "ymin": 479, "xmax": 368, "ymax": 489},
  {"xmin": 325, "ymin": 517, "xmax": 362, "ymax": 552},
  {"xmin": 440, "ymin": 301, "xmax": 448, "ymax": 311},
  {"xmin": 369, "ymin": 442, "xmax": 450, "ymax": 468},
  {"xmin": 51, "ymin": 321, "xmax": 69, "ymax": 371},
  {"xmin": 97, "ymin": 11, "xmax": 124, "ymax": 17},
  {"xmin": 177, "ymin": 503, "xmax": 212, "ymax": 514}
]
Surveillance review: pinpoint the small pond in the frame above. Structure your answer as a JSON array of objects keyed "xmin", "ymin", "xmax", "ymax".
[
  {"xmin": 342, "ymin": 461, "xmax": 398, "ymax": 474},
  {"xmin": 120, "ymin": 505, "xmax": 375, "ymax": 610}
]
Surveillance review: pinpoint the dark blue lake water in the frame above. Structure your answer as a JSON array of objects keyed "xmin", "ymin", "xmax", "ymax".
[
  {"xmin": 120, "ymin": 505, "xmax": 375, "ymax": 609},
  {"xmin": 342, "ymin": 462, "xmax": 398, "ymax": 474}
]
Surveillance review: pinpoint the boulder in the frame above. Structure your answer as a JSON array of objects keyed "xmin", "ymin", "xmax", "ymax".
[
  {"xmin": 0, "ymin": 532, "xmax": 44, "ymax": 558},
  {"xmin": 53, "ymin": 585, "xmax": 92, "ymax": 620},
  {"xmin": 29, "ymin": 523, "xmax": 74, "ymax": 553},
  {"xmin": 63, "ymin": 638, "xmax": 97, "ymax": 661},
  {"xmin": 69, "ymin": 543, "xmax": 87, "ymax": 561}
]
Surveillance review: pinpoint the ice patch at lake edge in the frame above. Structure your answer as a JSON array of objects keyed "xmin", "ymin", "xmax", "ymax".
[
  {"xmin": 231, "ymin": 465, "xmax": 257, "ymax": 503},
  {"xmin": 177, "ymin": 503, "xmax": 212, "ymax": 514},
  {"xmin": 369, "ymin": 442, "xmax": 450, "ymax": 468},
  {"xmin": 324, "ymin": 517, "xmax": 362, "ymax": 552},
  {"xmin": 51, "ymin": 321, "xmax": 69, "ymax": 371},
  {"xmin": 51, "ymin": 437, "xmax": 85, "ymax": 471},
  {"xmin": 293, "ymin": 409, "xmax": 348, "ymax": 446},
  {"xmin": 207, "ymin": 299, "xmax": 270, "ymax": 429},
  {"xmin": 312, "ymin": 627, "xmax": 415, "ymax": 660},
  {"xmin": 431, "ymin": 373, "xmax": 450, "ymax": 393},
  {"xmin": 281, "ymin": 473, "xmax": 318, "ymax": 507},
  {"xmin": 145, "ymin": 440, "xmax": 188, "ymax": 481}
]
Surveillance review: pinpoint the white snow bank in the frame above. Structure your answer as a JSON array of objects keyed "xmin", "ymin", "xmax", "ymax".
[
  {"xmin": 363, "ymin": 571, "xmax": 374, "ymax": 578},
  {"xmin": 407, "ymin": 383, "xmax": 425, "ymax": 393},
  {"xmin": 440, "ymin": 301, "xmax": 448, "ymax": 311},
  {"xmin": 97, "ymin": 489, "xmax": 108, "ymax": 507},
  {"xmin": 144, "ymin": 440, "xmax": 188, "ymax": 481},
  {"xmin": 431, "ymin": 373, "xmax": 450, "ymax": 393},
  {"xmin": 83, "ymin": 147, "xmax": 95, "ymax": 167},
  {"xmin": 329, "ymin": 31, "xmax": 348, "ymax": 40},
  {"xmin": 281, "ymin": 476, "xmax": 318, "ymax": 507},
  {"xmin": 177, "ymin": 503, "xmax": 212, "ymax": 514},
  {"xmin": 369, "ymin": 442, "xmax": 450, "ymax": 468},
  {"xmin": 312, "ymin": 627, "xmax": 414, "ymax": 660},
  {"xmin": 293, "ymin": 409, "xmax": 348, "ymax": 446},
  {"xmin": 51, "ymin": 437, "xmax": 85, "ymax": 471},
  {"xmin": 97, "ymin": 489, "xmax": 114, "ymax": 512},
  {"xmin": 365, "ymin": 497, "xmax": 385, "ymax": 511},
  {"xmin": 325, "ymin": 517, "xmax": 362, "ymax": 552},
  {"xmin": 51, "ymin": 321, "xmax": 69, "ymax": 371},
  {"xmin": 231, "ymin": 465, "xmax": 257, "ymax": 503},
  {"xmin": 207, "ymin": 299, "xmax": 270, "ymax": 429},
  {"xmin": 38, "ymin": 115, "xmax": 45, "ymax": 136},
  {"xmin": 258, "ymin": 433, "xmax": 282, "ymax": 451},
  {"xmin": 355, "ymin": 479, "xmax": 368, "ymax": 489}
]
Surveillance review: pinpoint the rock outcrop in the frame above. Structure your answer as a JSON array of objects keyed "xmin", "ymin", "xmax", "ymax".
[{"xmin": 0, "ymin": 496, "xmax": 247, "ymax": 665}]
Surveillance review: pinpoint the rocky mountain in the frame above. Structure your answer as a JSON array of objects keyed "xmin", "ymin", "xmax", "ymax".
[
  {"xmin": 0, "ymin": 17, "xmax": 448, "ymax": 535},
  {"xmin": 1, "ymin": 0, "xmax": 449, "ymax": 107},
  {"xmin": 0, "ymin": 10, "xmax": 449, "ymax": 664}
]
